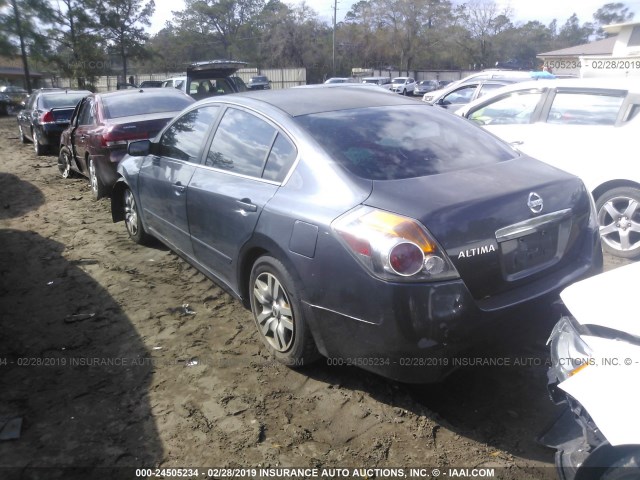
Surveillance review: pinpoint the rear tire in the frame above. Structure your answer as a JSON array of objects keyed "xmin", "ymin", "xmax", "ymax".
[
  {"xmin": 58, "ymin": 147, "xmax": 74, "ymax": 179},
  {"xmin": 18, "ymin": 125, "xmax": 27, "ymax": 143},
  {"xmin": 249, "ymin": 256, "xmax": 319, "ymax": 367},
  {"xmin": 596, "ymin": 187, "xmax": 640, "ymax": 259},
  {"xmin": 88, "ymin": 157, "xmax": 107, "ymax": 200},
  {"xmin": 33, "ymin": 129, "xmax": 46, "ymax": 156}
]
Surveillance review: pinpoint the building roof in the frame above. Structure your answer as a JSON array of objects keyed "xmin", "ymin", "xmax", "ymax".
[
  {"xmin": 0, "ymin": 66, "xmax": 43, "ymax": 77},
  {"xmin": 537, "ymin": 36, "xmax": 617, "ymax": 58},
  {"xmin": 603, "ymin": 21, "xmax": 640, "ymax": 35}
]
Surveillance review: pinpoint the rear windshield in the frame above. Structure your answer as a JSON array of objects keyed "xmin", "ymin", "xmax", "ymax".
[
  {"xmin": 296, "ymin": 105, "xmax": 517, "ymax": 180},
  {"xmin": 41, "ymin": 93, "xmax": 87, "ymax": 109},
  {"xmin": 102, "ymin": 93, "xmax": 193, "ymax": 118}
]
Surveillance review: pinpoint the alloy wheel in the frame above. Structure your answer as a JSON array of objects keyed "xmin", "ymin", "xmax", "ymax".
[
  {"xmin": 124, "ymin": 189, "xmax": 139, "ymax": 237},
  {"xmin": 59, "ymin": 151, "xmax": 71, "ymax": 178},
  {"xmin": 89, "ymin": 159, "xmax": 98, "ymax": 195},
  {"xmin": 598, "ymin": 195, "xmax": 640, "ymax": 254},
  {"xmin": 251, "ymin": 272, "xmax": 295, "ymax": 352}
]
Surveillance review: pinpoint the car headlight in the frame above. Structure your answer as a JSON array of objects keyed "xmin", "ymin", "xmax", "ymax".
[
  {"xmin": 332, "ymin": 205, "xmax": 459, "ymax": 282},
  {"xmin": 548, "ymin": 316, "xmax": 593, "ymax": 383}
]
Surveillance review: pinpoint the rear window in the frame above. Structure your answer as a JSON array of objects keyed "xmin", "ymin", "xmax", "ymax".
[
  {"xmin": 40, "ymin": 93, "xmax": 87, "ymax": 109},
  {"xmin": 547, "ymin": 92, "xmax": 625, "ymax": 125},
  {"xmin": 296, "ymin": 105, "xmax": 516, "ymax": 180},
  {"xmin": 102, "ymin": 93, "xmax": 193, "ymax": 118}
]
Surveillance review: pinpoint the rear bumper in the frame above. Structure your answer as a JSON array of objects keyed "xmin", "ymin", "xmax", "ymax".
[
  {"xmin": 302, "ymin": 229, "xmax": 602, "ymax": 383},
  {"xmin": 36, "ymin": 123, "xmax": 70, "ymax": 146}
]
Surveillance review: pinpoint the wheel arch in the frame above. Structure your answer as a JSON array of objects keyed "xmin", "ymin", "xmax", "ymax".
[
  {"xmin": 237, "ymin": 234, "xmax": 306, "ymax": 310},
  {"xmin": 592, "ymin": 180, "xmax": 640, "ymax": 202}
]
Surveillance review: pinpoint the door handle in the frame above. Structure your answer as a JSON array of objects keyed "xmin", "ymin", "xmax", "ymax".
[
  {"xmin": 173, "ymin": 182, "xmax": 186, "ymax": 195},
  {"xmin": 510, "ymin": 140, "xmax": 524, "ymax": 146},
  {"xmin": 237, "ymin": 198, "xmax": 257, "ymax": 213}
]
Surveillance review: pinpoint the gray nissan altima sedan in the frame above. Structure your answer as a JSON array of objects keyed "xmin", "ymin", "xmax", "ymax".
[{"xmin": 111, "ymin": 87, "xmax": 602, "ymax": 382}]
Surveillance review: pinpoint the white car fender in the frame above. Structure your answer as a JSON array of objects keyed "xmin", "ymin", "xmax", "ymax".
[{"xmin": 558, "ymin": 262, "xmax": 640, "ymax": 446}]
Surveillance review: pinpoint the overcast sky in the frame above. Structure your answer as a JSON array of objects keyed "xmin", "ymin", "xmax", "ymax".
[{"xmin": 149, "ymin": 0, "xmax": 640, "ymax": 34}]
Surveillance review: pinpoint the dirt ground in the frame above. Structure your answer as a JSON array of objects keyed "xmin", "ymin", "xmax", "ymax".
[{"xmin": 0, "ymin": 115, "xmax": 630, "ymax": 480}]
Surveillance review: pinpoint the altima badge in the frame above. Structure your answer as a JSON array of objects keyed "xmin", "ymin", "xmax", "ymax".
[{"xmin": 528, "ymin": 192, "xmax": 543, "ymax": 214}]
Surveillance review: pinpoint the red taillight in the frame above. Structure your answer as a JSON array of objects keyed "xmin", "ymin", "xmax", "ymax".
[
  {"xmin": 342, "ymin": 232, "xmax": 371, "ymax": 256},
  {"xmin": 332, "ymin": 206, "xmax": 460, "ymax": 282},
  {"xmin": 389, "ymin": 242, "xmax": 424, "ymax": 276},
  {"xmin": 40, "ymin": 111, "xmax": 54, "ymax": 123},
  {"xmin": 101, "ymin": 127, "xmax": 149, "ymax": 147}
]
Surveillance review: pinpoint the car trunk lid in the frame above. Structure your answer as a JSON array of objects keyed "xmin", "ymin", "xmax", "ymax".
[
  {"xmin": 102, "ymin": 112, "xmax": 180, "ymax": 148},
  {"xmin": 364, "ymin": 157, "xmax": 592, "ymax": 301}
]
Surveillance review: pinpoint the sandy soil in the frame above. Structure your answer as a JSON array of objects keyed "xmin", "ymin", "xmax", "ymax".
[{"xmin": 0, "ymin": 115, "xmax": 630, "ymax": 480}]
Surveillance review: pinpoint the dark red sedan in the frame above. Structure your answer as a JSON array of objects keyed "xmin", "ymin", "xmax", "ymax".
[{"xmin": 58, "ymin": 88, "xmax": 194, "ymax": 199}]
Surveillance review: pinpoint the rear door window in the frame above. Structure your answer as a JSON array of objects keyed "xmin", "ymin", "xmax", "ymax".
[
  {"xmin": 262, "ymin": 134, "xmax": 297, "ymax": 182},
  {"xmin": 547, "ymin": 91, "xmax": 625, "ymax": 125},
  {"xmin": 206, "ymin": 108, "xmax": 276, "ymax": 177},
  {"xmin": 77, "ymin": 99, "xmax": 95, "ymax": 126}
]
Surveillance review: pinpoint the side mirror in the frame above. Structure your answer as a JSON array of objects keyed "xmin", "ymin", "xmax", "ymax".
[{"xmin": 127, "ymin": 139, "xmax": 151, "ymax": 157}]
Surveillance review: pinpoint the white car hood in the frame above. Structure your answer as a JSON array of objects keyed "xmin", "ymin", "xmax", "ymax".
[{"xmin": 559, "ymin": 261, "xmax": 640, "ymax": 446}]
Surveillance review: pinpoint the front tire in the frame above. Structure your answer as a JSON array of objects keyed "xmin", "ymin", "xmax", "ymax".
[
  {"xmin": 123, "ymin": 187, "xmax": 150, "ymax": 245},
  {"xmin": 88, "ymin": 157, "xmax": 107, "ymax": 200},
  {"xmin": 596, "ymin": 187, "xmax": 640, "ymax": 259},
  {"xmin": 249, "ymin": 256, "xmax": 319, "ymax": 367}
]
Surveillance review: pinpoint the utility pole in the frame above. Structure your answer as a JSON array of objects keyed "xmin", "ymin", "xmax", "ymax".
[{"xmin": 332, "ymin": 0, "xmax": 337, "ymax": 76}]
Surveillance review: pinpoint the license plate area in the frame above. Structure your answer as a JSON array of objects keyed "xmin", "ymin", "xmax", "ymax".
[
  {"xmin": 501, "ymin": 226, "xmax": 559, "ymax": 275},
  {"xmin": 495, "ymin": 209, "xmax": 573, "ymax": 281}
]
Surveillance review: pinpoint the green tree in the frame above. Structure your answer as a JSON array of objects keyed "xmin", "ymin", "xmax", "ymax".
[
  {"xmin": 557, "ymin": 13, "xmax": 593, "ymax": 47},
  {"xmin": 96, "ymin": 0, "xmax": 155, "ymax": 82},
  {"xmin": 46, "ymin": 0, "xmax": 106, "ymax": 87},
  {"xmin": 0, "ymin": 0, "xmax": 54, "ymax": 91},
  {"xmin": 172, "ymin": 0, "xmax": 265, "ymax": 59},
  {"xmin": 455, "ymin": 0, "xmax": 513, "ymax": 68},
  {"xmin": 593, "ymin": 2, "xmax": 634, "ymax": 38}
]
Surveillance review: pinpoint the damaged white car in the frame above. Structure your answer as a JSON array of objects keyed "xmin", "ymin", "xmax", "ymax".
[{"xmin": 542, "ymin": 261, "xmax": 640, "ymax": 480}]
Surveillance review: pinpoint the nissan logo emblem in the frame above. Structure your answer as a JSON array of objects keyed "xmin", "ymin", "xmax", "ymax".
[{"xmin": 528, "ymin": 192, "xmax": 544, "ymax": 214}]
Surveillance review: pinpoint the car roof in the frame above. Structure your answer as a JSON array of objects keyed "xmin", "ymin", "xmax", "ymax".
[
  {"xmin": 457, "ymin": 77, "xmax": 640, "ymax": 115},
  {"xmin": 466, "ymin": 77, "xmax": 640, "ymax": 97},
  {"xmin": 40, "ymin": 89, "xmax": 91, "ymax": 96},
  {"xmin": 96, "ymin": 88, "xmax": 189, "ymax": 99},
  {"xmin": 205, "ymin": 87, "xmax": 418, "ymax": 117}
]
